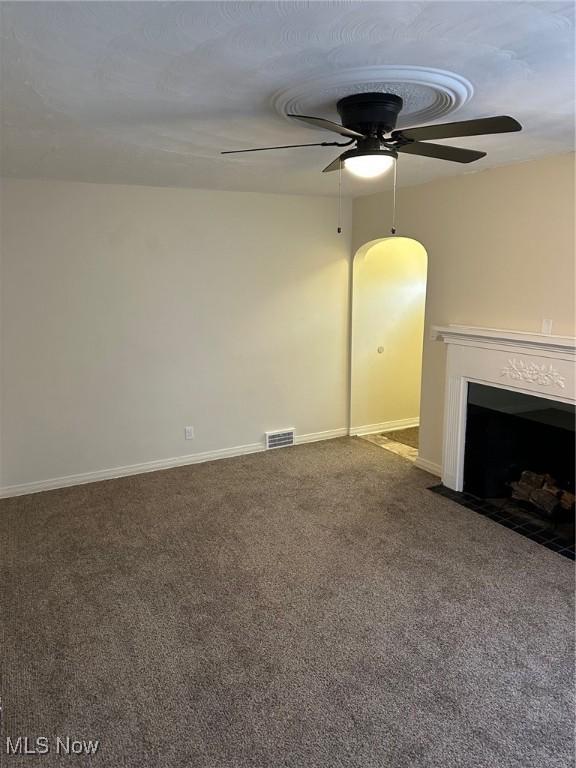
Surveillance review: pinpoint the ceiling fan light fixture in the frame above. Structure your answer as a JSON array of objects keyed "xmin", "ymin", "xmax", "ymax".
[{"xmin": 344, "ymin": 153, "xmax": 395, "ymax": 178}]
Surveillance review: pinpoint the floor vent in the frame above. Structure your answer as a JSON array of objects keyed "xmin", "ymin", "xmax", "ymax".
[{"xmin": 265, "ymin": 429, "xmax": 295, "ymax": 450}]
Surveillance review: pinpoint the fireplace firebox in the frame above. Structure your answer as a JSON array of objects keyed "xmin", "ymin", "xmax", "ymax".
[{"xmin": 464, "ymin": 383, "xmax": 575, "ymax": 499}]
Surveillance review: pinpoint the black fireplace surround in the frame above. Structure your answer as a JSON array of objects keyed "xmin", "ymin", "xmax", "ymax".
[{"xmin": 464, "ymin": 383, "xmax": 575, "ymax": 498}]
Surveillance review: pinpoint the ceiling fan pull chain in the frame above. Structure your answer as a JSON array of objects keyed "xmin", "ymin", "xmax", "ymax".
[
  {"xmin": 337, "ymin": 158, "xmax": 343, "ymax": 234},
  {"xmin": 391, "ymin": 159, "xmax": 398, "ymax": 235}
]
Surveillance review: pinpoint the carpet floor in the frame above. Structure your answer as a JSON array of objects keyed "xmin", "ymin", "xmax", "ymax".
[{"xmin": 0, "ymin": 438, "xmax": 573, "ymax": 768}]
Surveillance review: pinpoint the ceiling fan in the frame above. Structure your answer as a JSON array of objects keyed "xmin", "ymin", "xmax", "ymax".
[{"xmin": 221, "ymin": 93, "xmax": 522, "ymax": 178}]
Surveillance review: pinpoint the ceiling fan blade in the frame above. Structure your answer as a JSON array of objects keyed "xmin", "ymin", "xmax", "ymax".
[
  {"xmin": 322, "ymin": 155, "xmax": 344, "ymax": 173},
  {"xmin": 221, "ymin": 141, "xmax": 341, "ymax": 155},
  {"xmin": 288, "ymin": 114, "xmax": 365, "ymax": 140},
  {"xmin": 393, "ymin": 116, "xmax": 522, "ymax": 142},
  {"xmin": 397, "ymin": 142, "xmax": 486, "ymax": 163}
]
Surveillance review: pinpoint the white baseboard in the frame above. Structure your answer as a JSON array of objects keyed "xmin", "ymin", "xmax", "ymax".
[
  {"xmin": 350, "ymin": 417, "xmax": 420, "ymax": 437},
  {"xmin": 414, "ymin": 456, "xmax": 442, "ymax": 477},
  {"xmin": 0, "ymin": 428, "xmax": 349, "ymax": 499},
  {"xmin": 295, "ymin": 427, "xmax": 348, "ymax": 445}
]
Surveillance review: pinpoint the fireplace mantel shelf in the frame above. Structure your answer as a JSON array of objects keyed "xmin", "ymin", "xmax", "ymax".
[{"xmin": 433, "ymin": 325, "xmax": 576, "ymax": 357}]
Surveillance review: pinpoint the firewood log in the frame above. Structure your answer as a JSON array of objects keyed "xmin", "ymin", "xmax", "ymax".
[
  {"xmin": 510, "ymin": 481, "xmax": 535, "ymax": 502},
  {"xmin": 519, "ymin": 470, "xmax": 546, "ymax": 489},
  {"xmin": 529, "ymin": 488, "xmax": 560, "ymax": 516}
]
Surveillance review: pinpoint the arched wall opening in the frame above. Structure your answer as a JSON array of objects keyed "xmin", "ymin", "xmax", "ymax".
[{"xmin": 350, "ymin": 237, "xmax": 428, "ymax": 445}]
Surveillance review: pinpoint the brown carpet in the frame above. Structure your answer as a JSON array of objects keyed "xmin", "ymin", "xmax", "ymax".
[
  {"xmin": 0, "ymin": 438, "xmax": 573, "ymax": 767},
  {"xmin": 382, "ymin": 427, "xmax": 419, "ymax": 449}
]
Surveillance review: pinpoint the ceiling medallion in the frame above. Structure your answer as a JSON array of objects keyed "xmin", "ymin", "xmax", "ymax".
[{"xmin": 272, "ymin": 66, "xmax": 474, "ymax": 129}]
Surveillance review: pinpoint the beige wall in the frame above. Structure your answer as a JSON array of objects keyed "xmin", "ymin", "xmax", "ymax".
[
  {"xmin": 351, "ymin": 237, "xmax": 427, "ymax": 431},
  {"xmin": 2, "ymin": 154, "xmax": 573, "ymax": 490},
  {"xmin": 0, "ymin": 179, "xmax": 351, "ymax": 488},
  {"xmin": 353, "ymin": 153, "xmax": 576, "ymax": 469}
]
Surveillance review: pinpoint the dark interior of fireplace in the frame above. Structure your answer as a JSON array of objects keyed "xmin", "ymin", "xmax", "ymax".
[{"xmin": 463, "ymin": 383, "xmax": 575, "ymax": 552}]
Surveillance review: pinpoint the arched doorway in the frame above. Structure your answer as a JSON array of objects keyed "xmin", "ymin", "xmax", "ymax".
[{"xmin": 350, "ymin": 236, "xmax": 428, "ymax": 460}]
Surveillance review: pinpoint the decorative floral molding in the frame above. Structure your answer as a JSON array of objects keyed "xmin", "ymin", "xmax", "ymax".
[{"xmin": 500, "ymin": 358, "xmax": 566, "ymax": 388}]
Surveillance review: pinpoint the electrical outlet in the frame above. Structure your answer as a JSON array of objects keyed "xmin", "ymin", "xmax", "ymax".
[
  {"xmin": 184, "ymin": 426, "xmax": 195, "ymax": 440},
  {"xmin": 541, "ymin": 319, "xmax": 553, "ymax": 335}
]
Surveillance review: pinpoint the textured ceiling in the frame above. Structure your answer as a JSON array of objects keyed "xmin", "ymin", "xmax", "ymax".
[{"xmin": 1, "ymin": 1, "xmax": 574, "ymax": 196}]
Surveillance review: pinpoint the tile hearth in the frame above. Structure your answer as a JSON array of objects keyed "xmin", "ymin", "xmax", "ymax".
[{"xmin": 430, "ymin": 484, "xmax": 575, "ymax": 560}]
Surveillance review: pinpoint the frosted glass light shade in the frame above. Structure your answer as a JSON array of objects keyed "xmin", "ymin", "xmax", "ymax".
[{"xmin": 344, "ymin": 154, "xmax": 395, "ymax": 178}]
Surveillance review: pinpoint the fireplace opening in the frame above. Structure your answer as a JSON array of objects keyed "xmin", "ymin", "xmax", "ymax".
[{"xmin": 462, "ymin": 382, "xmax": 575, "ymax": 552}]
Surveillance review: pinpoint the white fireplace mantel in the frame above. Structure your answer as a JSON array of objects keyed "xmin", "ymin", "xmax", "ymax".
[
  {"xmin": 433, "ymin": 325, "xmax": 576, "ymax": 356},
  {"xmin": 433, "ymin": 325, "xmax": 576, "ymax": 491}
]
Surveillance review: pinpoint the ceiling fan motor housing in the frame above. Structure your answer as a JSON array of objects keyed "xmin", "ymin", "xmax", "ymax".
[{"xmin": 336, "ymin": 93, "xmax": 403, "ymax": 137}]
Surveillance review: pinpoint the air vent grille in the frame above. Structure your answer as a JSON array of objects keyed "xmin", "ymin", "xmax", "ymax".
[{"xmin": 265, "ymin": 429, "xmax": 295, "ymax": 450}]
